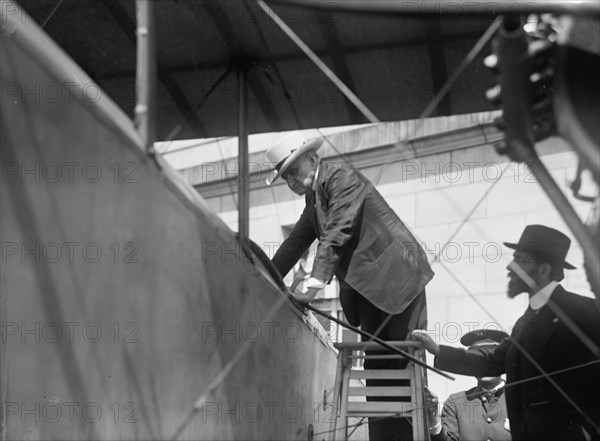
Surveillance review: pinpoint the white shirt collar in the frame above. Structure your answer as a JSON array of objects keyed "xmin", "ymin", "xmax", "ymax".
[
  {"xmin": 481, "ymin": 379, "xmax": 505, "ymax": 395},
  {"xmin": 312, "ymin": 161, "xmax": 321, "ymax": 192},
  {"xmin": 529, "ymin": 280, "xmax": 559, "ymax": 310}
]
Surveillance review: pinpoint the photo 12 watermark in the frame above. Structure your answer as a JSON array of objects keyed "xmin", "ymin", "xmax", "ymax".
[
  {"xmin": 1, "ymin": 400, "xmax": 139, "ymax": 424},
  {"xmin": 200, "ymin": 240, "xmax": 511, "ymax": 266},
  {"xmin": 202, "ymin": 321, "xmax": 304, "ymax": 345},
  {"xmin": 2, "ymin": 81, "xmax": 103, "ymax": 105},
  {"xmin": 1, "ymin": 241, "xmax": 140, "ymax": 264},
  {"xmin": 196, "ymin": 399, "xmax": 346, "ymax": 425},
  {"xmin": 1, "ymin": 321, "xmax": 140, "ymax": 344},
  {"xmin": 1, "ymin": 161, "xmax": 140, "ymax": 185},
  {"xmin": 183, "ymin": 159, "xmax": 540, "ymax": 187},
  {"xmin": 1, "ymin": 1, "xmax": 106, "ymax": 25}
]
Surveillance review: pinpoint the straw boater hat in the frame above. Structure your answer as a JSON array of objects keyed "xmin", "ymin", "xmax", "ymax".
[
  {"xmin": 265, "ymin": 131, "xmax": 323, "ymax": 185},
  {"xmin": 503, "ymin": 225, "xmax": 576, "ymax": 269}
]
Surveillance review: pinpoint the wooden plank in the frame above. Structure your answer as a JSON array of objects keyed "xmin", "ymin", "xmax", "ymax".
[
  {"xmin": 412, "ymin": 361, "xmax": 428, "ymax": 440},
  {"xmin": 349, "ymin": 354, "xmax": 406, "ymax": 360},
  {"xmin": 347, "ymin": 401, "xmax": 417, "ymax": 415},
  {"xmin": 334, "ymin": 341, "xmax": 422, "ymax": 351},
  {"xmin": 328, "ymin": 350, "xmax": 345, "ymax": 441},
  {"xmin": 350, "ymin": 369, "xmax": 412, "ymax": 379},
  {"xmin": 348, "ymin": 386, "xmax": 412, "ymax": 397},
  {"xmin": 338, "ymin": 349, "xmax": 352, "ymax": 441}
]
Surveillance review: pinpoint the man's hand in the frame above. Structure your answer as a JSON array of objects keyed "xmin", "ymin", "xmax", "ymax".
[
  {"xmin": 411, "ymin": 330, "xmax": 440, "ymax": 355},
  {"xmin": 424, "ymin": 386, "xmax": 442, "ymax": 434},
  {"xmin": 292, "ymin": 287, "xmax": 320, "ymax": 305}
]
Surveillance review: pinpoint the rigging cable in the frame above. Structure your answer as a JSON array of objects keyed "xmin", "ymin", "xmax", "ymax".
[
  {"xmin": 169, "ymin": 292, "xmax": 290, "ymax": 440},
  {"xmin": 253, "ymin": 2, "xmax": 600, "ymax": 432},
  {"xmin": 163, "ymin": 2, "xmax": 600, "ymax": 436},
  {"xmin": 40, "ymin": 0, "xmax": 64, "ymax": 28},
  {"xmin": 253, "ymin": 2, "xmax": 507, "ymax": 347},
  {"xmin": 437, "ymin": 258, "xmax": 600, "ymax": 434},
  {"xmin": 311, "ymin": 358, "xmax": 600, "ymax": 438},
  {"xmin": 372, "ymin": 17, "xmax": 503, "ymax": 186},
  {"xmin": 255, "ymin": 0, "xmax": 380, "ymax": 124}
]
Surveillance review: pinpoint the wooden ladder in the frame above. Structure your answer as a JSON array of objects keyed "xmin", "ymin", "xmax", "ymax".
[{"xmin": 328, "ymin": 341, "xmax": 428, "ymax": 441}]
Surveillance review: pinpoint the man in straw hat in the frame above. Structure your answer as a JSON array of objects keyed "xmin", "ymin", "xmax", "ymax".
[
  {"xmin": 426, "ymin": 328, "xmax": 511, "ymax": 441},
  {"xmin": 265, "ymin": 131, "xmax": 434, "ymax": 440},
  {"xmin": 413, "ymin": 225, "xmax": 600, "ymax": 441}
]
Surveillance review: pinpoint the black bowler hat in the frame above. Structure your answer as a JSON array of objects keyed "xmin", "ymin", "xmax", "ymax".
[
  {"xmin": 460, "ymin": 329, "xmax": 509, "ymax": 348},
  {"xmin": 503, "ymin": 225, "xmax": 576, "ymax": 270}
]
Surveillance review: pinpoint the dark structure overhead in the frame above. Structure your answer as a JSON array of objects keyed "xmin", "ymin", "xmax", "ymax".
[{"xmin": 18, "ymin": 0, "xmax": 498, "ymax": 140}]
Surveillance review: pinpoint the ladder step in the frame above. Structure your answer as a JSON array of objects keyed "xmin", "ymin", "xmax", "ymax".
[
  {"xmin": 348, "ymin": 386, "xmax": 412, "ymax": 397},
  {"xmin": 347, "ymin": 401, "xmax": 417, "ymax": 415},
  {"xmin": 349, "ymin": 354, "xmax": 406, "ymax": 359},
  {"xmin": 349, "ymin": 369, "xmax": 412, "ymax": 379}
]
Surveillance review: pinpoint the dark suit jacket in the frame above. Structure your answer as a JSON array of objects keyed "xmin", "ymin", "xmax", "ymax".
[
  {"xmin": 431, "ymin": 385, "xmax": 511, "ymax": 441},
  {"xmin": 272, "ymin": 161, "xmax": 433, "ymax": 315},
  {"xmin": 435, "ymin": 286, "xmax": 600, "ymax": 440}
]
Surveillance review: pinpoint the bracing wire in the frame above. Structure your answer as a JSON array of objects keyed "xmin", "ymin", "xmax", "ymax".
[
  {"xmin": 40, "ymin": 0, "xmax": 64, "ymax": 28},
  {"xmin": 437, "ymin": 259, "xmax": 600, "ymax": 434},
  {"xmin": 254, "ymin": 0, "xmax": 504, "ymax": 261},
  {"xmin": 252, "ymin": 2, "xmax": 600, "ymax": 432},
  {"xmin": 372, "ymin": 16, "xmax": 503, "ymax": 187},
  {"xmin": 250, "ymin": 5, "xmax": 503, "ymax": 347},
  {"xmin": 255, "ymin": 0, "xmax": 381, "ymax": 124},
  {"xmin": 169, "ymin": 292, "xmax": 290, "ymax": 440},
  {"xmin": 311, "ymin": 357, "xmax": 600, "ymax": 437},
  {"xmin": 163, "ymin": 1, "xmax": 598, "ymax": 435},
  {"xmin": 214, "ymin": 137, "xmax": 240, "ymax": 210}
]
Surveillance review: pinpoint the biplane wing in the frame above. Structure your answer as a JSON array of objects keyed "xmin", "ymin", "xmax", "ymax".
[{"xmin": 16, "ymin": 0, "xmax": 498, "ymax": 140}]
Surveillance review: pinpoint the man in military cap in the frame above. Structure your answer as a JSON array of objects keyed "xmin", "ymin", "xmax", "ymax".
[
  {"xmin": 413, "ymin": 225, "xmax": 600, "ymax": 440},
  {"xmin": 426, "ymin": 328, "xmax": 511, "ymax": 441}
]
